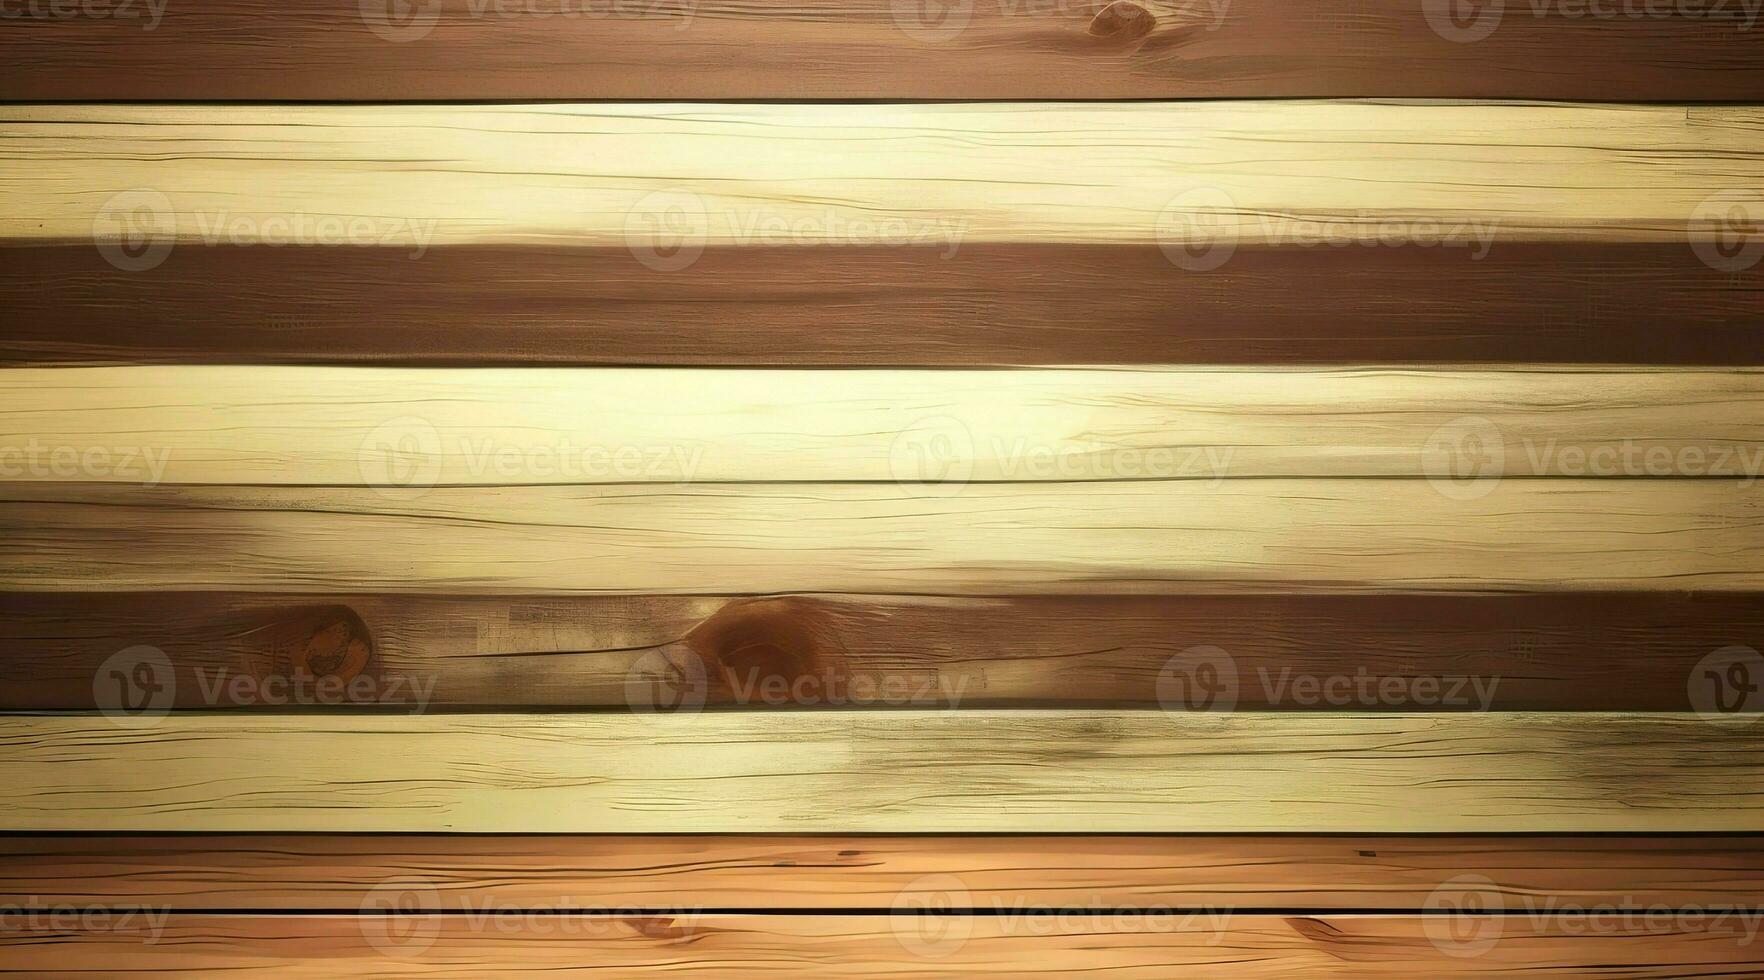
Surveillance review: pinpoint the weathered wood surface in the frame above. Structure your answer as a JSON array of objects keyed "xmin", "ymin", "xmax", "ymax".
[
  {"xmin": 7, "ymin": 834, "xmax": 1762, "ymax": 910},
  {"xmin": 6, "ymin": 244, "xmax": 1760, "ymax": 368},
  {"xmin": 5, "ymin": 481, "xmax": 1763, "ymax": 594},
  {"xmin": 4, "ymin": 592, "xmax": 1760, "ymax": 710},
  {"xmin": 7, "ymin": 914, "xmax": 1764, "ymax": 976},
  {"xmin": 7, "ymin": 365, "xmax": 1762, "ymax": 484},
  {"xmin": 2, "ymin": 0, "xmax": 1761, "ymax": 102},
  {"xmin": 4, "ymin": 104, "xmax": 1759, "ymax": 246},
  {"xmin": 3, "ymin": 712, "xmax": 1761, "ymax": 832}
]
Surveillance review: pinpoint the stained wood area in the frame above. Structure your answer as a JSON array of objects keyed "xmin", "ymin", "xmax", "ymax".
[
  {"xmin": 1, "ymin": 0, "xmax": 1761, "ymax": 102},
  {"xmin": 6, "ymin": 244, "xmax": 1760, "ymax": 368},
  {"xmin": 4, "ymin": 592, "xmax": 1760, "ymax": 711},
  {"xmin": 5, "ymin": 103, "xmax": 1760, "ymax": 247},
  {"xmin": 6, "ymin": 481, "xmax": 1762, "ymax": 594},
  {"xmin": 7, "ymin": 834, "xmax": 1762, "ymax": 910},
  {"xmin": 3, "ymin": 712, "xmax": 1761, "ymax": 832},
  {"xmin": 10, "ymin": 913, "xmax": 1764, "ymax": 976}
]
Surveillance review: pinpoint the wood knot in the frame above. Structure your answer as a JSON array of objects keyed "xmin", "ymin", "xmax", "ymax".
[
  {"xmin": 619, "ymin": 916, "xmax": 698, "ymax": 942},
  {"xmin": 685, "ymin": 597, "xmax": 847, "ymax": 706},
  {"xmin": 290, "ymin": 608, "xmax": 374, "ymax": 683},
  {"xmin": 1089, "ymin": 1, "xmax": 1156, "ymax": 42}
]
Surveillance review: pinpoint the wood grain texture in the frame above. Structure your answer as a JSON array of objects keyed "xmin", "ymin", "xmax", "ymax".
[
  {"xmin": 5, "ymin": 481, "xmax": 1763, "ymax": 594},
  {"xmin": 8, "ymin": 834, "xmax": 1763, "ymax": 910},
  {"xmin": 5, "ymin": 103, "xmax": 1760, "ymax": 247},
  {"xmin": 5, "ymin": 592, "xmax": 1761, "ymax": 711},
  {"xmin": 9, "ymin": 914, "xmax": 1764, "ymax": 976},
  {"xmin": 3, "ymin": 712, "xmax": 1762, "ymax": 832},
  {"xmin": 1, "ymin": 0, "xmax": 1760, "ymax": 102},
  {"xmin": 6, "ymin": 244, "xmax": 1761, "ymax": 368},
  {"xmin": 9, "ymin": 365, "xmax": 1764, "ymax": 484}
]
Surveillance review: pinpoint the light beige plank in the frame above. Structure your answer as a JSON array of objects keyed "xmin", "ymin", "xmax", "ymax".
[
  {"xmin": 3, "ymin": 480, "xmax": 1761, "ymax": 594},
  {"xmin": 1, "ymin": 712, "xmax": 1760, "ymax": 832},
  {"xmin": 5, "ymin": 366, "xmax": 1764, "ymax": 485},
  {"xmin": 9, "ymin": 914, "xmax": 1764, "ymax": 977},
  {"xmin": 3, "ymin": 103, "xmax": 1758, "ymax": 247}
]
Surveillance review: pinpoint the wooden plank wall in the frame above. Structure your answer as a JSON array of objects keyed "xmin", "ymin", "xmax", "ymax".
[{"xmin": 2, "ymin": 3, "xmax": 1763, "ymax": 975}]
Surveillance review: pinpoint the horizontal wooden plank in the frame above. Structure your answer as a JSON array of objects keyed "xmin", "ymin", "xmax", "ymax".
[
  {"xmin": 8, "ymin": 913, "xmax": 1764, "ymax": 976},
  {"xmin": 9, "ymin": 366, "xmax": 1763, "ymax": 484},
  {"xmin": 6, "ymin": 243, "xmax": 1760, "ymax": 368},
  {"xmin": 1, "ymin": 0, "xmax": 1760, "ymax": 102},
  {"xmin": 5, "ymin": 592, "xmax": 1762, "ymax": 711},
  {"xmin": 4, "ymin": 481, "xmax": 1762, "ymax": 594},
  {"xmin": 2, "ymin": 712, "xmax": 1761, "ymax": 832},
  {"xmin": 4, "ymin": 103, "xmax": 1759, "ymax": 247},
  {"xmin": 8, "ymin": 834, "xmax": 1763, "ymax": 910}
]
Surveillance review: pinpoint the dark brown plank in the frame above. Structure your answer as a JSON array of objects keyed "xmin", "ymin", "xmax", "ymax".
[
  {"xmin": 4, "ymin": 243, "xmax": 1760, "ymax": 367},
  {"xmin": 5, "ymin": 834, "xmax": 1763, "ymax": 910},
  {"xmin": 5, "ymin": 592, "xmax": 1760, "ymax": 711},
  {"xmin": 1, "ymin": 0, "xmax": 1760, "ymax": 101},
  {"xmin": 8, "ymin": 912, "xmax": 1764, "ymax": 976}
]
